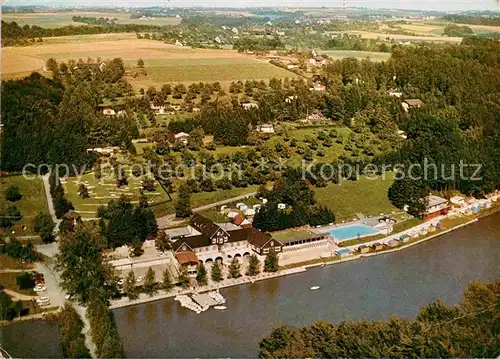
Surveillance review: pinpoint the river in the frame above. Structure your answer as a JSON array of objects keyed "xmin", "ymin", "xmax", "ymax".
[
  {"xmin": 113, "ymin": 214, "xmax": 500, "ymax": 357},
  {"xmin": 1, "ymin": 214, "xmax": 499, "ymax": 358}
]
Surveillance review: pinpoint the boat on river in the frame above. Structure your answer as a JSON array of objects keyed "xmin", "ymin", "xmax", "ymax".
[
  {"xmin": 214, "ymin": 306, "xmax": 227, "ymax": 310},
  {"xmin": 310, "ymin": 286, "xmax": 320, "ymax": 291}
]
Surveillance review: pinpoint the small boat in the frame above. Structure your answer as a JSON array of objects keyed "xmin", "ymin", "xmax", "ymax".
[
  {"xmin": 214, "ymin": 305, "xmax": 227, "ymax": 310},
  {"xmin": 310, "ymin": 286, "xmax": 320, "ymax": 291}
]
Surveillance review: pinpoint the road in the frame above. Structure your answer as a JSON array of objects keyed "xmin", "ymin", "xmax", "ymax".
[
  {"xmin": 42, "ymin": 174, "xmax": 61, "ymax": 233},
  {"xmin": 156, "ymin": 191, "xmax": 257, "ymax": 228}
]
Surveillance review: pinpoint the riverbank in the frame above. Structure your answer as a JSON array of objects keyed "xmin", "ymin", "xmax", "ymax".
[
  {"xmin": 109, "ymin": 207, "xmax": 494, "ymax": 310},
  {"xmin": 110, "ymin": 267, "xmax": 306, "ymax": 309}
]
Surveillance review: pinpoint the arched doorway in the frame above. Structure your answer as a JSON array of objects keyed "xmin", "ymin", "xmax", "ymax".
[
  {"xmin": 243, "ymin": 252, "xmax": 250, "ymax": 257},
  {"xmin": 215, "ymin": 256, "xmax": 223, "ymax": 264}
]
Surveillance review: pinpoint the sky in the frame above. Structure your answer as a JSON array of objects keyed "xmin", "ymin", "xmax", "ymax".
[{"xmin": 4, "ymin": 0, "xmax": 500, "ymax": 11}]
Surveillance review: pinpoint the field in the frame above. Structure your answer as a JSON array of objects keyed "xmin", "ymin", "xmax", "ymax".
[
  {"xmin": 62, "ymin": 170, "xmax": 172, "ymax": 219},
  {"xmin": 144, "ymin": 58, "xmax": 296, "ymax": 83},
  {"xmin": 2, "ymin": 12, "xmax": 181, "ymax": 29},
  {"xmin": 343, "ymin": 30, "xmax": 462, "ymax": 43},
  {"xmin": 2, "ymin": 33, "xmax": 297, "ymax": 85},
  {"xmin": 314, "ymin": 172, "xmax": 399, "ymax": 222},
  {"xmin": 0, "ymin": 174, "xmax": 50, "ymax": 237},
  {"xmin": 318, "ymin": 50, "xmax": 391, "ymax": 62}
]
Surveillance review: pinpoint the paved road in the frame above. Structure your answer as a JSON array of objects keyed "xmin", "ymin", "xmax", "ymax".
[
  {"xmin": 157, "ymin": 191, "xmax": 257, "ymax": 228},
  {"xmin": 42, "ymin": 174, "xmax": 61, "ymax": 233}
]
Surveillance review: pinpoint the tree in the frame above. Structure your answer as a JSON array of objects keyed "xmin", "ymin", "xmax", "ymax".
[
  {"xmin": 247, "ymin": 254, "xmax": 261, "ymax": 276},
  {"xmin": 228, "ymin": 257, "xmax": 241, "ymax": 279},
  {"xmin": 162, "ymin": 268, "xmax": 173, "ymax": 291},
  {"xmin": 211, "ymin": 262, "xmax": 223, "ymax": 282},
  {"xmin": 55, "ymin": 222, "xmax": 117, "ymax": 304},
  {"xmin": 196, "ymin": 262, "xmax": 208, "ymax": 286},
  {"xmin": 175, "ymin": 183, "xmax": 192, "ymax": 218},
  {"xmin": 16, "ymin": 272, "xmax": 35, "ymax": 290},
  {"xmin": 78, "ymin": 183, "xmax": 90, "ymax": 199},
  {"xmin": 139, "ymin": 192, "xmax": 148, "ymax": 208},
  {"xmin": 34, "ymin": 213, "xmax": 55, "ymax": 243},
  {"xmin": 155, "ymin": 231, "xmax": 171, "ymax": 253},
  {"xmin": 143, "ymin": 267, "xmax": 157, "ymax": 296},
  {"xmin": 264, "ymin": 251, "xmax": 279, "ymax": 272},
  {"xmin": 5, "ymin": 185, "xmax": 22, "ymax": 202},
  {"xmin": 178, "ymin": 267, "xmax": 190, "ymax": 289},
  {"xmin": 130, "ymin": 239, "xmax": 143, "ymax": 257},
  {"xmin": 123, "ymin": 270, "xmax": 138, "ymax": 300},
  {"xmin": 137, "ymin": 58, "xmax": 145, "ymax": 68}
]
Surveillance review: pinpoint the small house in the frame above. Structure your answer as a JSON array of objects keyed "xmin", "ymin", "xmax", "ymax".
[
  {"xmin": 236, "ymin": 203, "xmax": 246, "ymax": 210},
  {"xmin": 277, "ymin": 203, "xmax": 287, "ymax": 210},
  {"xmin": 174, "ymin": 132, "xmax": 190, "ymax": 145},
  {"xmin": 103, "ymin": 108, "xmax": 116, "ymax": 116},
  {"xmin": 371, "ymin": 242, "xmax": 384, "ymax": 251},
  {"xmin": 285, "ymin": 95, "xmax": 298, "ymax": 103},
  {"xmin": 389, "ymin": 90, "xmax": 403, "ymax": 98},
  {"xmin": 242, "ymin": 102, "xmax": 259, "ymax": 110},
  {"xmin": 423, "ymin": 195, "xmax": 450, "ymax": 220},
  {"xmin": 256, "ymin": 124, "xmax": 275, "ymax": 134},
  {"xmin": 402, "ymin": 99, "xmax": 424, "ymax": 112},
  {"xmin": 335, "ymin": 248, "xmax": 353, "ymax": 258},
  {"xmin": 233, "ymin": 214, "xmax": 252, "ymax": 228},
  {"xmin": 150, "ymin": 103, "xmax": 166, "ymax": 114},
  {"xmin": 386, "ymin": 239, "xmax": 399, "ymax": 248},
  {"xmin": 310, "ymin": 83, "xmax": 326, "ymax": 92},
  {"xmin": 450, "ymin": 196, "xmax": 465, "ymax": 206},
  {"xmin": 307, "ymin": 112, "xmax": 325, "ymax": 122},
  {"xmin": 358, "ymin": 245, "xmax": 371, "ymax": 254}
]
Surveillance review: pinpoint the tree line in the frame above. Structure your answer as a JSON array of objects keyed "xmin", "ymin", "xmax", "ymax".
[
  {"xmin": 55, "ymin": 221, "xmax": 125, "ymax": 358},
  {"xmin": 259, "ymin": 280, "xmax": 500, "ymax": 358}
]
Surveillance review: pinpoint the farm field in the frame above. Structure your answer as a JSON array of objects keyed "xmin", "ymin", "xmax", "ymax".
[
  {"xmin": 2, "ymin": 33, "xmax": 297, "ymax": 85},
  {"xmin": 343, "ymin": 30, "xmax": 462, "ymax": 43},
  {"xmin": 144, "ymin": 59, "xmax": 297, "ymax": 83},
  {"xmin": 2, "ymin": 11, "xmax": 181, "ymax": 28},
  {"xmin": 0, "ymin": 174, "xmax": 50, "ymax": 237},
  {"xmin": 319, "ymin": 50, "xmax": 391, "ymax": 62},
  {"xmin": 314, "ymin": 172, "xmax": 399, "ymax": 222}
]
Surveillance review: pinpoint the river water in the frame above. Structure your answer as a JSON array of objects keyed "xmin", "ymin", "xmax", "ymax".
[
  {"xmin": 113, "ymin": 214, "xmax": 500, "ymax": 358},
  {"xmin": 1, "ymin": 214, "xmax": 499, "ymax": 358}
]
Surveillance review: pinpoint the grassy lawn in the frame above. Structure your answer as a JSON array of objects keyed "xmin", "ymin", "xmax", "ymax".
[
  {"xmin": 266, "ymin": 125, "xmax": 353, "ymax": 167},
  {"xmin": 314, "ymin": 172, "xmax": 398, "ymax": 223},
  {"xmin": 0, "ymin": 254, "xmax": 34, "ymax": 271},
  {"xmin": 152, "ymin": 185, "xmax": 260, "ymax": 218},
  {"xmin": 0, "ymin": 174, "xmax": 50, "ymax": 237},
  {"xmin": 318, "ymin": 50, "xmax": 391, "ymax": 62},
  {"xmin": 0, "ymin": 272, "xmax": 35, "ymax": 296},
  {"xmin": 133, "ymin": 142, "xmax": 154, "ymax": 155},
  {"xmin": 144, "ymin": 59, "xmax": 298, "ymax": 83},
  {"xmin": 63, "ymin": 171, "xmax": 171, "ymax": 219}
]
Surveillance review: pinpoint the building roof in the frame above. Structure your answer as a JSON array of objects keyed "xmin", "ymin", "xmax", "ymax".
[
  {"xmin": 426, "ymin": 195, "xmax": 448, "ymax": 208},
  {"xmin": 175, "ymin": 251, "xmax": 199, "ymax": 266},
  {"xmin": 233, "ymin": 214, "xmax": 246, "ymax": 226},
  {"xmin": 189, "ymin": 213, "xmax": 224, "ymax": 238},
  {"xmin": 404, "ymin": 99, "xmax": 424, "ymax": 107},
  {"xmin": 174, "ymin": 132, "xmax": 190, "ymax": 139},
  {"xmin": 172, "ymin": 214, "xmax": 278, "ymax": 251}
]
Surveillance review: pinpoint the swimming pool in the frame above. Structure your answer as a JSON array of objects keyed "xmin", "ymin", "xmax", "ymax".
[{"xmin": 327, "ymin": 225, "xmax": 379, "ymax": 242}]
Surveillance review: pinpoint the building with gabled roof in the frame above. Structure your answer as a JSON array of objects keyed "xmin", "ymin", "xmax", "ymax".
[{"xmin": 168, "ymin": 214, "xmax": 282, "ymax": 264}]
